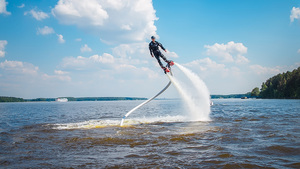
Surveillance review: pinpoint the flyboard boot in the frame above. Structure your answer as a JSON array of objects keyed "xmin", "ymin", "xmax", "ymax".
[
  {"xmin": 168, "ymin": 60, "xmax": 174, "ymax": 66},
  {"xmin": 163, "ymin": 67, "xmax": 170, "ymax": 74},
  {"xmin": 162, "ymin": 61, "xmax": 174, "ymax": 74},
  {"xmin": 162, "ymin": 66, "xmax": 170, "ymax": 74}
]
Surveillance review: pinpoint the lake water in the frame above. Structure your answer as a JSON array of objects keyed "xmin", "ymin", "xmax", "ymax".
[{"xmin": 0, "ymin": 99, "xmax": 299, "ymax": 168}]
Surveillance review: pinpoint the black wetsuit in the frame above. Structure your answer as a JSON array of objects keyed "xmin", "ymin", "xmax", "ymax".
[{"xmin": 149, "ymin": 41, "xmax": 169, "ymax": 68}]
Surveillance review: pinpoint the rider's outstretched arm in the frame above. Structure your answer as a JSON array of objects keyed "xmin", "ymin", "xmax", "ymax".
[{"xmin": 158, "ymin": 42, "xmax": 166, "ymax": 52}]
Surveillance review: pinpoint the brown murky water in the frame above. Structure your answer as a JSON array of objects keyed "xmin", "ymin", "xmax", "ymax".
[{"xmin": 0, "ymin": 99, "xmax": 299, "ymax": 168}]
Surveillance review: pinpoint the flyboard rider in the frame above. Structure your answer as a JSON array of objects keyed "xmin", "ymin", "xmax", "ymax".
[{"xmin": 149, "ymin": 36, "xmax": 173, "ymax": 73}]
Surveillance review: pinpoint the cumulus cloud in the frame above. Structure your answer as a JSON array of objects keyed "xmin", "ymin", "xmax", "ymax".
[
  {"xmin": 42, "ymin": 73, "xmax": 71, "ymax": 82},
  {"xmin": 80, "ymin": 44, "xmax": 92, "ymax": 52},
  {"xmin": 59, "ymin": 48, "xmax": 160, "ymax": 80},
  {"xmin": 18, "ymin": 4, "xmax": 25, "ymax": 8},
  {"xmin": 166, "ymin": 51, "xmax": 179, "ymax": 58},
  {"xmin": 298, "ymin": 49, "xmax": 300, "ymax": 54},
  {"xmin": 24, "ymin": 9, "xmax": 49, "ymax": 21},
  {"xmin": 112, "ymin": 43, "xmax": 148, "ymax": 58},
  {"xmin": 204, "ymin": 41, "xmax": 249, "ymax": 63},
  {"xmin": 56, "ymin": 50, "xmax": 163, "ymax": 98},
  {"xmin": 0, "ymin": 60, "xmax": 72, "ymax": 82},
  {"xmin": 37, "ymin": 26, "xmax": 55, "ymax": 35},
  {"xmin": 0, "ymin": 60, "xmax": 39, "ymax": 75},
  {"xmin": 61, "ymin": 53, "xmax": 114, "ymax": 70},
  {"xmin": 0, "ymin": 0, "xmax": 10, "ymax": 15},
  {"xmin": 250, "ymin": 62, "xmax": 300, "ymax": 76},
  {"xmin": 249, "ymin": 64, "xmax": 281, "ymax": 75},
  {"xmin": 57, "ymin": 34, "xmax": 65, "ymax": 43},
  {"xmin": 182, "ymin": 57, "xmax": 253, "ymax": 94},
  {"xmin": 186, "ymin": 58, "xmax": 226, "ymax": 71},
  {"xmin": 54, "ymin": 70, "xmax": 69, "ymax": 75},
  {"xmin": 90, "ymin": 53, "xmax": 114, "ymax": 63},
  {"xmin": 236, "ymin": 55, "xmax": 249, "ymax": 64},
  {"xmin": 112, "ymin": 42, "xmax": 156, "ymax": 67},
  {"xmin": 290, "ymin": 7, "xmax": 300, "ymax": 22},
  {"xmin": 58, "ymin": 52, "xmax": 161, "ymax": 96},
  {"xmin": 0, "ymin": 40, "xmax": 8, "ymax": 57},
  {"xmin": 184, "ymin": 57, "xmax": 228, "ymax": 78},
  {"xmin": 0, "ymin": 60, "xmax": 72, "ymax": 98},
  {"xmin": 52, "ymin": 0, "xmax": 158, "ymax": 43},
  {"xmin": 183, "ymin": 57, "xmax": 297, "ymax": 94}
]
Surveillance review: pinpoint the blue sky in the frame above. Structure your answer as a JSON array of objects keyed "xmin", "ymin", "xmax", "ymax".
[{"xmin": 0, "ymin": 0, "xmax": 299, "ymax": 98}]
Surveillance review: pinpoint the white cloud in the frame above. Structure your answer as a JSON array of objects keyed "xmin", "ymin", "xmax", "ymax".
[
  {"xmin": 54, "ymin": 70, "xmax": 68, "ymax": 75},
  {"xmin": 58, "ymin": 55, "xmax": 162, "ymax": 98},
  {"xmin": 52, "ymin": 0, "xmax": 158, "ymax": 43},
  {"xmin": 249, "ymin": 64, "xmax": 281, "ymax": 75},
  {"xmin": 0, "ymin": 60, "xmax": 72, "ymax": 98},
  {"xmin": 57, "ymin": 34, "xmax": 65, "ymax": 43},
  {"xmin": 61, "ymin": 53, "xmax": 115, "ymax": 70},
  {"xmin": 80, "ymin": 44, "xmax": 92, "ymax": 52},
  {"xmin": 111, "ymin": 42, "xmax": 155, "ymax": 66},
  {"xmin": 58, "ymin": 53, "xmax": 161, "ymax": 97},
  {"xmin": 59, "ymin": 48, "xmax": 160, "ymax": 79},
  {"xmin": 42, "ymin": 73, "xmax": 71, "ymax": 82},
  {"xmin": 0, "ymin": 0, "xmax": 10, "ymax": 15},
  {"xmin": 236, "ymin": 55, "xmax": 249, "ymax": 64},
  {"xmin": 290, "ymin": 7, "xmax": 300, "ymax": 22},
  {"xmin": 0, "ymin": 60, "xmax": 72, "ymax": 82},
  {"xmin": 166, "ymin": 51, "xmax": 179, "ymax": 58},
  {"xmin": 0, "ymin": 40, "xmax": 8, "ymax": 57},
  {"xmin": 52, "ymin": 0, "xmax": 108, "ymax": 26},
  {"xmin": 186, "ymin": 58, "xmax": 226, "ymax": 71},
  {"xmin": 75, "ymin": 38, "xmax": 82, "ymax": 42},
  {"xmin": 0, "ymin": 60, "xmax": 39, "ymax": 75},
  {"xmin": 25, "ymin": 9, "xmax": 49, "ymax": 21},
  {"xmin": 18, "ymin": 4, "xmax": 25, "ymax": 8},
  {"xmin": 56, "ymin": 52, "xmax": 163, "ymax": 98},
  {"xmin": 112, "ymin": 42, "xmax": 148, "ymax": 58},
  {"xmin": 297, "ymin": 49, "xmax": 300, "ymax": 54},
  {"xmin": 182, "ymin": 57, "xmax": 252, "ymax": 94},
  {"xmin": 182, "ymin": 58, "xmax": 299, "ymax": 94},
  {"xmin": 37, "ymin": 26, "xmax": 55, "ymax": 35},
  {"xmin": 204, "ymin": 41, "xmax": 249, "ymax": 63},
  {"xmin": 250, "ymin": 63, "xmax": 300, "ymax": 76},
  {"xmin": 184, "ymin": 57, "xmax": 228, "ymax": 78},
  {"xmin": 121, "ymin": 24, "xmax": 132, "ymax": 30},
  {"xmin": 90, "ymin": 53, "xmax": 114, "ymax": 63}
]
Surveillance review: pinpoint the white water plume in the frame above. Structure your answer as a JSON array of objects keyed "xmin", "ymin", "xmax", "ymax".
[{"xmin": 167, "ymin": 63, "xmax": 211, "ymax": 121}]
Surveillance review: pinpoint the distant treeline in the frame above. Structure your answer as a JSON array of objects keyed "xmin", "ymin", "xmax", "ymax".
[
  {"xmin": 65, "ymin": 97, "xmax": 147, "ymax": 101},
  {"xmin": 0, "ymin": 96, "xmax": 25, "ymax": 102},
  {"xmin": 211, "ymin": 94, "xmax": 251, "ymax": 99},
  {"xmin": 251, "ymin": 67, "xmax": 300, "ymax": 99},
  {"xmin": 0, "ymin": 97, "xmax": 147, "ymax": 103},
  {"xmin": 1, "ymin": 95, "xmax": 256, "ymax": 103}
]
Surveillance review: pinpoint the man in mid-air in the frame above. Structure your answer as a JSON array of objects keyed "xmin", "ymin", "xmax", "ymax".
[{"xmin": 149, "ymin": 36, "xmax": 173, "ymax": 73}]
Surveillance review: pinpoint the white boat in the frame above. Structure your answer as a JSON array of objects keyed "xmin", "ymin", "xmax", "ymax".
[{"xmin": 56, "ymin": 98, "xmax": 68, "ymax": 102}]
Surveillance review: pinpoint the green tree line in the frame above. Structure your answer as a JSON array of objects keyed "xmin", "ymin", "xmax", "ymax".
[
  {"xmin": 251, "ymin": 67, "xmax": 300, "ymax": 99},
  {"xmin": 0, "ymin": 96, "xmax": 24, "ymax": 102},
  {"xmin": 0, "ymin": 97, "xmax": 147, "ymax": 102}
]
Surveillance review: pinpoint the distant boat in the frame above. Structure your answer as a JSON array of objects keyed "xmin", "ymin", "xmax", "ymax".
[
  {"xmin": 56, "ymin": 98, "xmax": 68, "ymax": 102},
  {"xmin": 241, "ymin": 97, "xmax": 248, "ymax": 99}
]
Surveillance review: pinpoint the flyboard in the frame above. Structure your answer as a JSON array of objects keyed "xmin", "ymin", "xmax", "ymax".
[{"xmin": 120, "ymin": 61, "xmax": 174, "ymax": 126}]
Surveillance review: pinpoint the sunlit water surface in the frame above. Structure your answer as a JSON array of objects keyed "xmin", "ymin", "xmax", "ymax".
[{"xmin": 0, "ymin": 99, "xmax": 299, "ymax": 168}]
